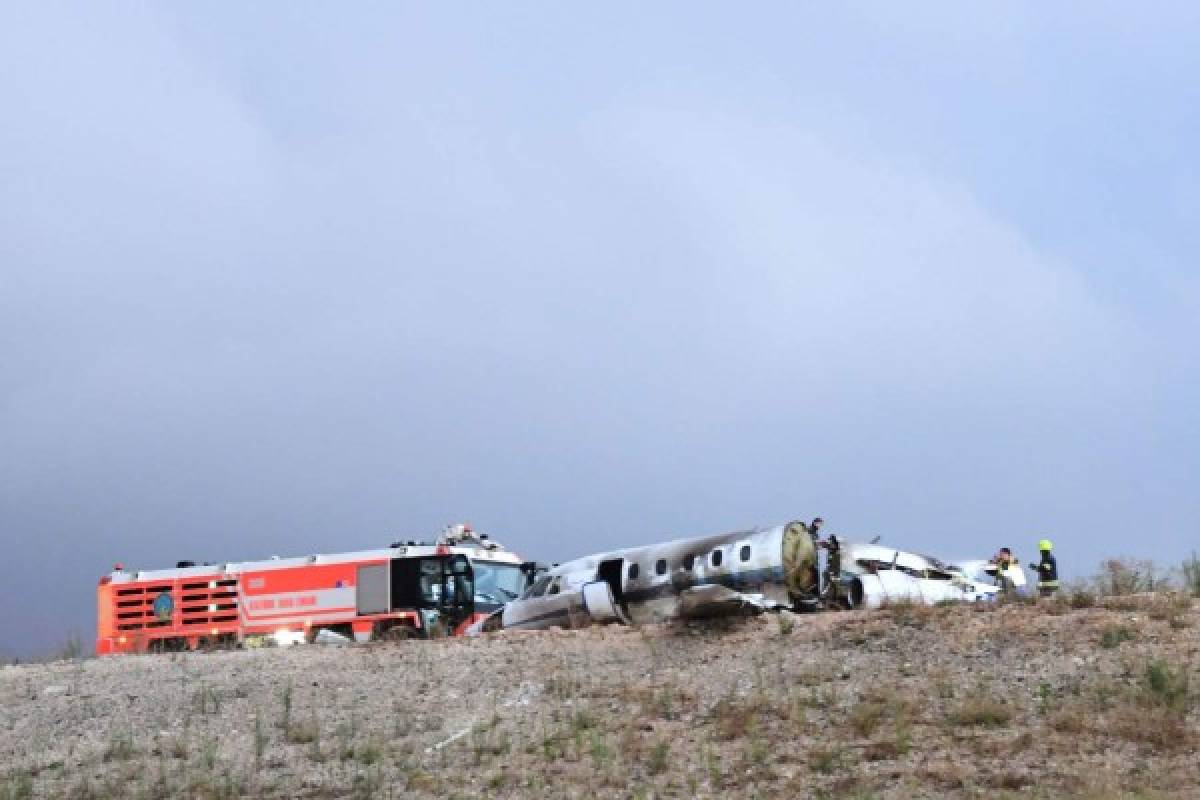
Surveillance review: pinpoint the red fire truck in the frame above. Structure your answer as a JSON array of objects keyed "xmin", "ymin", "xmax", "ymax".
[{"xmin": 96, "ymin": 524, "xmax": 528, "ymax": 654}]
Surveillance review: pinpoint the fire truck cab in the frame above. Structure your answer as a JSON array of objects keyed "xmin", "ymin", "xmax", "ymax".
[{"xmin": 97, "ymin": 524, "xmax": 527, "ymax": 654}]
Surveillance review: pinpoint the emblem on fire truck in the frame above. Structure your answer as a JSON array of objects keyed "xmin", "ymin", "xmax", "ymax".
[{"xmin": 152, "ymin": 591, "xmax": 173, "ymax": 621}]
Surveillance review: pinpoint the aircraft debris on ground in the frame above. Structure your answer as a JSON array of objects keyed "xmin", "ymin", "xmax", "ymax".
[{"xmin": 470, "ymin": 519, "xmax": 1025, "ymax": 634}]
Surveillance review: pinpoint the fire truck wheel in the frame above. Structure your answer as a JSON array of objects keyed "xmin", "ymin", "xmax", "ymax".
[{"xmin": 382, "ymin": 625, "xmax": 414, "ymax": 642}]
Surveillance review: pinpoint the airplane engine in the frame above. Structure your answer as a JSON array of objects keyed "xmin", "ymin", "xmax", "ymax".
[
  {"xmin": 846, "ymin": 571, "xmax": 927, "ymax": 609},
  {"xmin": 848, "ymin": 570, "xmax": 986, "ymax": 608}
]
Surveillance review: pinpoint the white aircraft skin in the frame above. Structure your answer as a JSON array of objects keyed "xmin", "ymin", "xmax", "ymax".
[
  {"xmin": 947, "ymin": 558, "xmax": 1029, "ymax": 595},
  {"xmin": 468, "ymin": 525, "xmax": 1023, "ymax": 635},
  {"xmin": 837, "ymin": 543, "xmax": 1022, "ymax": 607},
  {"xmin": 470, "ymin": 521, "xmax": 817, "ymax": 634}
]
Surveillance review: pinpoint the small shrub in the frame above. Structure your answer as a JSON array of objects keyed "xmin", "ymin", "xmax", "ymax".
[
  {"xmin": 929, "ymin": 668, "xmax": 956, "ymax": 700},
  {"xmin": 287, "ymin": 720, "xmax": 319, "ymax": 745},
  {"xmin": 570, "ymin": 708, "xmax": 596, "ymax": 733},
  {"xmin": 1099, "ymin": 625, "xmax": 1135, "ymax": 649},
  {"xmin": 863, "ymin": 718, "xmax": 912, "ymax": 763},
  {"xmin": 1095, "ymin": 558, "xmax": 1161, "ymax": 596},
  {"xmin": 1009, "ymin": 731, "xmax": 1034, "ymax": 753},
  {"xmin": 848, "ymin": 696, "xmax": 887, "ymax": 738},
  {"xmin": 1092, "ymin": 659, "xmax": 1195, "ymax": 750},
  {"xmin": 894, "ymin": 715, "xmax": 913, "ymax": 756},
  {"xmin": 808, "ymin": 745, "xmax": 844, "ymax": 774},
  {"xmin": 254, "ymin": 712, "xmax": 267, "ymax": 768},
  {"xmin": 347, "ymin": 767, "xmax": 382, "ymax": 800},
  {"xmin": 2, "ymin": 769, "xmax": 34, "ymax": 800},
  {"xmin": 949, "ymin": 692, "xmax": 1013, "ymax": 728},
  {"xmin": 849, "ymin": 686, "xmax": 917, "ymax": 739},
  {"xmin": 1182, "ymin": 552, "xmax": 1200, "ymax": 598},
  {"xmin": 589, "ymin": 731, "xmax": 612, "ymax": 768},
  {"xmin": 1067, "ymin": 587, "xmax": 1096, "ymax": 609},
  {"xmin": 884, "ymin": 598, "xmax": 933, "ymax": 629},
  {"xmin": 103, "ymin": 727, "xmax": 136, "ymax": 762},
  {"xmin": 777, "ymin": 612, "xmax": 795, "ymax": 636},
  {"xmin": 744, "ymin": 734, "xmax": 768, "ymax": 767},
  {"xmin": 863, "ymin": 738, "xmax": 901, "ymax": 762},
  {"xmin": 357, "ymin": 739, "xmax": 383, "ymax": 765},
  {"xmin": 1147, "ymin": 593, "xmax": 1191, "ymax": 628},
  {"xmin": 542, "ymin": 729, "xmax": 565, "ymax": 762},
  {"xmin": 1048, "ymin": 708, "xmax": 1087, "ymax": 734},
  {"xmin": 192, "ymin": 684, "xmax": 221, "ymax": 714},
  {"xmin": 985, "ymin": 771, "xmax": 1031, "ymax": 791},
  {"xmin": 278, "ymin": 682, "xmax": 293, "ymax": 731},
  {"xmin": 170, "ymin": 734, "xmax": 189, "ymax": 760},
  {"xmin": 646, "ymin": 739, "xmax": 670, "ymax": 775},
  {"xmin": 57, "ymin": 635, "xmax": 84, "ymax": 662},
  {"xmin": 703, "ymin": 742, "xmax": 723, "ymax": 787},
  {"xmin": 711, "ymin": 695, "xmax": 761, "ymax": 741},
  {"xmin": 1109, "ymin": 706, "xmax": 1190, "ymax": 749},
  {"xmin": 1141, "ymin": 659, "xmax": 1190, "ymax": 712},
  {"xmin": 200, "ymin": 736, "xmax": 218, "ymax": 771},
  {"xmin": 1034, "ymin": 681, "xmax": 1055, "ymax": 715}
]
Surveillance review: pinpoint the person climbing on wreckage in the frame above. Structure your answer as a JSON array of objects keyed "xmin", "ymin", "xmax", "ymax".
[
  {"xmin": 800, "ymin": 516, "xmax": 845, "ymax": 610},
  {"xmin": 820, "ymin": 533, "xmax": 844, "ymax": 608}
]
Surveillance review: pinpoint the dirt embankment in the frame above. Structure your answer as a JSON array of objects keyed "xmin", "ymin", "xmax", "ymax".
[{"xmin": 1, "ymin": 596, "xmax": 1197, "ymax": 799}]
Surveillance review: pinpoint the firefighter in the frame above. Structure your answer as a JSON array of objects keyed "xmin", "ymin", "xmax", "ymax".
[
  {"xmin": 821, "ymin": 534, "xmax": 843, "ymax": 608},
  {"xmin": 991, "ymin": 547, "xmax": 1019, "ymax": 597},
  {"xmin": 805, "ymin": 517, "xmax": 825, "ymax": 603},
  {"xmin": 806, "ymin": 517, "xmax": 825, "ymax": 542},
  {"xmin": 1032, "ymin": 539, "xmax": 1059, "ymax": 597}
]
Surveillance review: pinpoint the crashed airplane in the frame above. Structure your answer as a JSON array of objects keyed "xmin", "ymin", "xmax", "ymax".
[
  {"xmin": 471, "ymin": 521, "xmax": 1021, "ymax": 634},
  {"xmin": 471, "ymin": 520, "xmax": 820, "ymax": 633}
]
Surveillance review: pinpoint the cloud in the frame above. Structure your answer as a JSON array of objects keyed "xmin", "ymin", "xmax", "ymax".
[{"xmin": 1, "ymin": 4, "xmax": 1196, "ymax": 656}]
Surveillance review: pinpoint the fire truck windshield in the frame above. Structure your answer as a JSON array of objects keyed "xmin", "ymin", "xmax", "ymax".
[{"xmin": 472, "ymin": 561, "xmax": 525, "ymax": 610}]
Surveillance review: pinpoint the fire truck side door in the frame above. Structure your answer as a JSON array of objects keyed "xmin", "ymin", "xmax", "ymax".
[
  {"xmin": 390, "ymin": 555, "xmax": 474, "ymax": 619},
  {"xmin": 391, "ymin": 557, "xmax": 432, "ymax": 610},
  {"xmin": 441, "ymin": 554, "xmax": 474, "ymax": 622}
]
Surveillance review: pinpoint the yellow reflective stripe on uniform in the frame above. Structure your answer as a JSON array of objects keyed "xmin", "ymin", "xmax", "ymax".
[{"xmin": 1038, "ymin": 579, "xmax": 1060, "ymax": 587}]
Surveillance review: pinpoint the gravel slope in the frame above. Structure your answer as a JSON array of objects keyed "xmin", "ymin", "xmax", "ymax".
[{"xmin": 1, "ymin": 597, "xmax": 1197, "ymax": 799}]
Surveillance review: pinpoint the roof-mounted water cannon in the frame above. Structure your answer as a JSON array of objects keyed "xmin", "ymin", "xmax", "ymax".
[{"xmin": 439, "ymin": 523, "xmax": 503, "ymax": 551}]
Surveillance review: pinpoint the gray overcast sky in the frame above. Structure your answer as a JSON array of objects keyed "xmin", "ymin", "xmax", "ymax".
[{"xmin": 2, "ymin": 3, "xmax": 1197, "ymax": 656}]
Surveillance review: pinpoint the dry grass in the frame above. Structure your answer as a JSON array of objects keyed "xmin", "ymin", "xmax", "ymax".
[
  {"xmin": 947, "ymin": 689, "xmax": 1014, "ymax": 728},
  {"xmin": 1096, "ymin": 557, "xmax": 1165, "ymax": 595},
  {"xmin": 710, "ymin": 692, "xmax": 771, "ymax": 740},
  {"xmin": 1, "ymin": 599, "xmax": 1196, "ymax": 798},
  {"xmin": 1098, "ymin": 624, "xmax": 1135, "ymax": 648}
]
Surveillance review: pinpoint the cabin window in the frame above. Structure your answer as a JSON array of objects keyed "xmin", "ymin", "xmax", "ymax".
[
  {"xmin": 711, "ymin": 549, "xmax": 723, "ymax": 568},
  {"xmin": 628, "ymin": 563, "xmax": 640, "ymax": 581},
  {"xmin": 655, "ymin": 559, "xmax": 667, "ymax": 575},
  {"xmin": 547, "ymin": 578, "xmax": 561, "ymax": 595},
  {"xmin": 682, "ymin": 554, "xmax": 695, "ymax": 570},
  {"xmin": 740, "ymin": 545, "xmax": 751, "ymax": 562}
]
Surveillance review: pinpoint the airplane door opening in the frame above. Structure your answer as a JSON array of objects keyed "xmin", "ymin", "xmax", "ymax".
[{"xmin": 596, "ymin": 558, "xmax": 626, "ymax": 611}]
